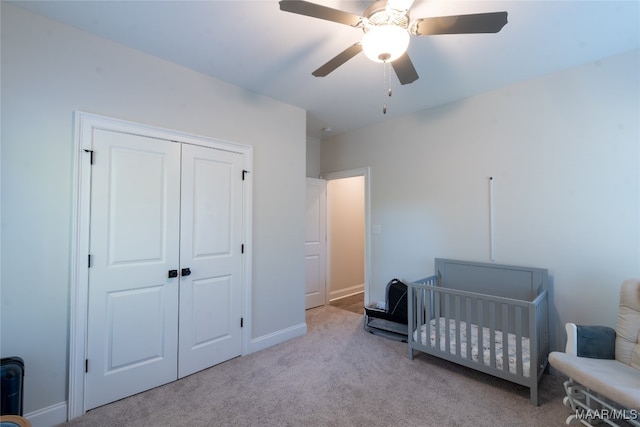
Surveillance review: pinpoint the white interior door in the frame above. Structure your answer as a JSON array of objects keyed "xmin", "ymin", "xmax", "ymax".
[
  {"xmin": 85, "ymin": 130, "xmax": 181, "ymax": 410},
  {"xmin": 178, "ymin": 144, "xmax": 243, "ymax": 378},
  {"xmin": 305, "ymin": 178, "xmax": 327, "ymax": 309}
]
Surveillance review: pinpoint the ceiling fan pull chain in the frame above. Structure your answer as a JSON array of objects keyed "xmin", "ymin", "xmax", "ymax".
[
  {"xmin": 387, "ymin": 62, "xmax": 392, "ymax": 98},
  {"xmin": 383, "ymin": 61, "xmax": 389, "ymax": 114}
]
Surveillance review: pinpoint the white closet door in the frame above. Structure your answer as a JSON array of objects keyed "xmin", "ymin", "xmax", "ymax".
[
  {"xmin": 85, "ymin": 130, "xmax": 181, "ymax": 410},
  {"xmin": 178, "ymin": 144, "xmax": 244, "ymax": 378},
  {"xmin": 305, "ymin": 178, "xmax": 327, "ymax": 309}
]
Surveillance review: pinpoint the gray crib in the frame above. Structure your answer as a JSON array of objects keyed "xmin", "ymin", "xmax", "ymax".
[{"xmin": 407, "ymin": 259, "xmax": 549, "ymax": 406}]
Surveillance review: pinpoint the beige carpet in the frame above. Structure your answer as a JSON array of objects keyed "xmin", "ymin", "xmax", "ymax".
[{"xmin": 62, "ymin": 305, "xmax": 570, "ymax": 426}]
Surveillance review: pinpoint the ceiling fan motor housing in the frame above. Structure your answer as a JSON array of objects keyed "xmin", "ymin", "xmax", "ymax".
[
  {"xmin": 363, "ymin": 1, "xmax": 410, "ymax": 30},
  {"xmin": 362, "ymin": 1, "xmax": 411, "ymax": 62}
]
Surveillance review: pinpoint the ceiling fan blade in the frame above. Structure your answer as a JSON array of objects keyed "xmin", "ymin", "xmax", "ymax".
[
  {"xmin": 413, "ymin": 11, "xmax": 508, "ymax": 35},
  {"xmin": 391, "ymin": 52, "xmax": 419, "ymax": 85},
  {"xmin": 279, "ymin": 1, "xmax": 362, "ymax": 27},
  {"xmin": 312, "ymin": 43, "xmax": 363, "ymax": 77}
]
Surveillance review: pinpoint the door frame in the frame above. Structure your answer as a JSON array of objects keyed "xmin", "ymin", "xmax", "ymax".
[
  {"xmin": 322, "ymin": 167, "xmax": 371, "ymax": 306},
  {"xmin": 68, "ymin": 111, "xmax": 253, "ymax": 420}
]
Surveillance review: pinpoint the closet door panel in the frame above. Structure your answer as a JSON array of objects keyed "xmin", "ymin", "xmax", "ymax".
[
  {"xmin": 85, "ymin": 130, "xmax": 180, "ymax": 411},
  {"xmin": 191, "ymin": 155, "xmax": 233, "ymax": 257},
  {"xmin": 178, "ymin": 144, "xmax": 243, "ymax": 378},
  {"xmin": 191, "ymin": 275, "xmax": 232, "ymax": 345}
]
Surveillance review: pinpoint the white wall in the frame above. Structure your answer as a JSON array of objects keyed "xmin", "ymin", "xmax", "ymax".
[
  {"xmin": 321, "ymin": 49, "xmax": 640, "ymax": 354},
  {"xmin": 1, "ymin": 3, "xmax": 306, "ymax": 421}
]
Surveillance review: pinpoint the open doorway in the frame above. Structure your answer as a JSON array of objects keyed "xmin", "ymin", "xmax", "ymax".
[{"xmin": 324, "ymin": 168, "xmax": 370, "ymax": 313}]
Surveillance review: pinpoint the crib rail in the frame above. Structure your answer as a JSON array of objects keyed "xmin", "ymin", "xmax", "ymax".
[
  {"xmin": 533, "ymin": 288, "xmax": 549, "ymax": 380},
  {"xmin": 407, "ymin": 275, "xmax": 549, "ymax": 405}
]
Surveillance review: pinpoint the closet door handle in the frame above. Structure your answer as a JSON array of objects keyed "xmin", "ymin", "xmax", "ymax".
[
  {"xmin": 168, "ymin": 269, "xmax": 178, "ymax": 278},
  {"xmin": 181, "ymin": 268, "xmax": 191, "ymax": 277}
]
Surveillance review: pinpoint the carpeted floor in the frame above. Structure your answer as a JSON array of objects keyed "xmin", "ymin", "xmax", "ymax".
[
  {"xmin": 329, "ymin": 292, "xmax": 364, "ymax": 315},
  {"xmin": 61, "ymin": 305, "xmax": 570, "ymax": 426}
]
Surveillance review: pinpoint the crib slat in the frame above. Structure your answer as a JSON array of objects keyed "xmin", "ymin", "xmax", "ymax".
[
  {"xmin": 489, "ymin": 301, "xmax": 496, "ymax": 369},
  {"xmin": 502, "ymin": 303, "xmax": 509, "ymax": 373},
  {"xmin": 454, "ymin": 294, "xmax": 461, "ymax": 356},
  {"xmin": 465, "ymin": 297, "xmax": 472, "ymax": 360},
  {"xmin": 423, "ymin": 287, "xmax": 429, "ymax": 346},
  {"xmin": 416, "ymin": 287, "xmax": 420, "ymax": 344},
  {"xmin": 477, "ymin": 299, "xmax": 484, "ymax": 366},
  {"xmin": 416, "ymin": 286, "xmax": 422, "ymax": 343},
  {"xmin": 413, "ymin": 287, "xmax": 419, "ymax": 345},
  {"xmin": 443, "ymin": 293, "xmax": 449, "ymax": 354},
  {"xmin": 419, "ymin": 287, "xmax": 424, "ymax": 345},
  {"xmin": 415, "ymin": 287, "xmax": 421, "ymax": 345},
  {"xmin": 515, "ymin": 305, "xmax": 523, "ymax": 376},
  {"xmin": 434, "ymin": 290, "xmax": 441, "ymax": 351},
  {"xmin": 408, "ymin": 285, "xmax": 415, "ymax": 358}
]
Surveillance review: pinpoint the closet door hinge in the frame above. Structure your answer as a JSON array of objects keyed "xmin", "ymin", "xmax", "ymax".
[
  {"xmin": 242, "ymin": 170, "xmax": 249, "ymax": 181},
  {"xmin": 88, "ymin": 254, "xmax": 92, "ymax": 268},
  {"xmin": 240, "ymin": 317, "xmax": 244, "ymax": 328},
  {"xmin": 241, "ymin": 244, "xmax": 244, "ymax": 254},
  {"xmin": 85, "ymin": 359, "xmax": 89, "ymax": 373},
  {"xmin": 83, "ymin": 149, "xmax": 94, "ymax": 165}
]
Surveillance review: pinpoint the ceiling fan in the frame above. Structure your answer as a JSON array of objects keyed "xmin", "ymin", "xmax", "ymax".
[{"xmin": 279, "ymin": 0, "xmax": 508, "ymax": 85}]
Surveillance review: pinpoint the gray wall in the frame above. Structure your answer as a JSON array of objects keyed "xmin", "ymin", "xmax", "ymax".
[
  {"xmin": 322, "ymin": 49, "xmax": 640, "ymax": 354},
  {"xmin": 1, "ymin": 4, "xmax": 306, "ymax": 418}
]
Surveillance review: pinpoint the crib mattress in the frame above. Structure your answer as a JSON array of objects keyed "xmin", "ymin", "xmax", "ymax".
[{"xmin": 415, "ymin": 317, "xmax": 531, "ymax": 377}]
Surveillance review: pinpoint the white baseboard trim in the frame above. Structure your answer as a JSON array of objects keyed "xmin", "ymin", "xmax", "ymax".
[
  {"xmin": 250, "ymin": 322, "xmax": 307, "ymax": 354},
  {"xmin": 329, "ymin": 284, "xmax": 364, "ymax": 302},
  {"xmin": 25, "ymin": 401, "xmax": 67, "ymax": 427}
]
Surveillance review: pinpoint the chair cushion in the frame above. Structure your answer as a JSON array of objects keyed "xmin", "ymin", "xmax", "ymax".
[
  {"xmin": 549, "ymin": 351, "xmax": 640, "ymax": 410},
  {"xmin": 616, "ymin": 279, "xmax": 640, "ymax": 369}
]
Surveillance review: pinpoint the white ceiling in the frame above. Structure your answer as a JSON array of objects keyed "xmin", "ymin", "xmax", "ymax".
[{"xmin": 11, "ymin": 0, "xmax": 640, "ymax": 138}]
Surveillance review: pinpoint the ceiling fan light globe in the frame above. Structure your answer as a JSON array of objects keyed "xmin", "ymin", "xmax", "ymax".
[{"xmin": 362, "ymin": 25, "xmax": 410, "ymax": 63}]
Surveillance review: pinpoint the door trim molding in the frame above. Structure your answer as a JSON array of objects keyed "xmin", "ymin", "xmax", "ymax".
[
  {"xmin": 322, "ymin": 167, "xmax": 371, "ymax": 307},
  {"xmin": 68, "ymin": 111, "xmax": 253, "ymax": 420}
]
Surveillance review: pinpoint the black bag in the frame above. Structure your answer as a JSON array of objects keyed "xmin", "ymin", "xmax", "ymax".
[
  {"xmin": 1, "ymin": 357, "xmax": 25, "ymax": 416},
  {"xmin": 385, "ymin": 278, "xmax": 408, "ymax": 324}
]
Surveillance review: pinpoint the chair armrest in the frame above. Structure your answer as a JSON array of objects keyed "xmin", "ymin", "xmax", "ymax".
[
  {"xmin": 565, "ymin": 323, "xmax": 578, "ymax": 355},
  {"xmin": 564, "ymin": 323, "xmax": 616, "ymax": 359}
]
